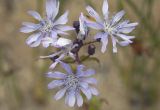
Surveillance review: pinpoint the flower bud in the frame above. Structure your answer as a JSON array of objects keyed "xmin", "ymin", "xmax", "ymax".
[
  {"xmin": 73, "ymin": 21, "xmax": 80, "ymax": 34},
  {"xmin": 88, "ymin": 44, "xmax": 96, "ymax": 55},
  {"xmin": 50, "ymin": 55, "xmax": 59, "ymax": 62},
  {"xmin": 71, "ymin": 39, "xmax": 83, "ymax": 54},
  {"xmin": 96, "ymin": 38, "xmax": 101, "ymax": 42}
]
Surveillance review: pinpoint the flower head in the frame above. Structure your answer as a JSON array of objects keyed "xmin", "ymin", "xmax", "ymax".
[
  {"xmin": 20, "ymin": 0, "xmax": 74, "ymax": 48},
  {"xmin": 47, "ymin": 62, "xmax": 98, "ymax": 107},
  {"xmin": 40, "ymin": 39, "xmax": 77, "ymax": 69},
  {"xmin": 86, "ymin": 0, "xmax": 138, "ymax": 53}
]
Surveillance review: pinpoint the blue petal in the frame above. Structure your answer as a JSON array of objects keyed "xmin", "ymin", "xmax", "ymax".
[
  {"xmin": 79, "ymin": 13, "xmax": 86, "ymax": 35},
  {"xmin": 68, "ymin": 91, "xmax": 76, "ymax": 107},
  {"xmin": 90, "ymin": 87, "xmax": 99, "ymax": 96},
  {"xmin": 101, "ymin": 33, "xmax": 109, "ymax": 53},
  {"xmin": 51, "ymin": 31, "xmax": 58, "ymax": 39},
  {"xmin": 54, "ymin": 87, "xmax": 67, "ymax": 100},
  {"xmin": 42, "ymin": 36, "xmax": 57, "ymax": 48},
  {"xmin": 82, "ymin": 78, "xmax": 97, "ymax": 85},
  {"xmin": 28, "ymin": 10, "xmax": 42, "ymax": 21},
  {"xmin": 49, "ymin": 62, "xmax": 59, "ymax": 69},
  {"xmin": 76, "ymin": 65, "xmax": 85, "ymax": 75},
  {"xmin": 46, "ymin": 0, "xmax": 59, "ymax": 19},
  {"xmin": 79, "ymin": 82, "xmax": 89, "ymax": 89},
  {"xmin": 54, "ymin": 11, "xmax": 69, "ymax": 25},
  {"xmin": 26, "ymin": 33, "xmax": 41, "ymax": 47},
  {"xmin": 86, "ymin": 22, "xmax": 103, "ymax": 30},
  {"xmin": 124, "ymin": 22, "xmax": 138, "ymax": 27},
  {"xmin": 80, "ymin": 87, "xmax": 92, "ymax": 100},
  {"xmin": 65, "ymin": 93, "xmax": 69, "ymax": 105},
  {"xmin": 76, "ymin": 93, "xmax": 83, "ymax": 107},
  {"xmin": 111, "ymin": 10, "xmax": 125, "ymax": 26},
  {"xmin": 55, "ymin": 26, "xmax": 75, "ymax": 32},
  {"xmin": 59, "ymin": 61, "xmax": 73, "ymax": 74},
  {"xmin": 118, "ymin": 41, "xmax": 130, "ymax": 46},
  {"xmin": 46, "ymin": 71, "xmax": 66, "ymax": 79},
  {"xmin": 116, "ymin": 34, "xmax": 134, "ymax": 43},
  {"xmin": 20, "ymin": 26, "xmax": 37, "ymax": 33},
  {"xmin": 111, "ymin": 36, "xmax": 118, "ymax": 53},
  {"xmin": 80, "ymin": 69, "xmax": 96, "ymax": 77},
  {"xmin": 86, "ymin": 6, "xmax": 102, "ymax": 23},
  {"xmin": 48, "ymin": 80, "xmax": 64, "ymax": 89},
  {"xmin": 22, "ymin": 22, "xmax": 40, "ymax": 29},
  {"xmin": 102, "ymin": 0, "xmax": 109, "ymax": 20},
  {"xmin": 119, "ymin": 27, "xmax": 136, "ymax": 34}
]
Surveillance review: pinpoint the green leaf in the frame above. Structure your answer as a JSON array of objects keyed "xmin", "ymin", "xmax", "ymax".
[
  {"xmin": 80, "ymin": 55, "xmax": 100, "ymax": 64},
  {"xmin": 63, "ymin": 57, "xmax": 75, "ymax": 64},
  {"xmin": 87, "ymin": 57, "xmax": 100, "ymax": 64},
  {"xmin": 89, "ymin": 97, "xmax": 102, "ymax": 110},
  {"xmin": 80, "ymin": 55, "xmax": 90, "ymax": 62}
]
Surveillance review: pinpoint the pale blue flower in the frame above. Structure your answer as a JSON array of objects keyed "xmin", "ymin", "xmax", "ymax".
[
  {"xmin": 47, "ymin": 62, "xmax": 98, "ymax": 107},
  {"xmin": 86, "ymin": 0, "xmax": 138, "ymax": 53},
  {"xmin": 20, "ymin": 0, "xmax": 74, "ymax": 48}
]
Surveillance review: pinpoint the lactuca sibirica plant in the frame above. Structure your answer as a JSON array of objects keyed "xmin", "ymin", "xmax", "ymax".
[{"xmin": 20, "ymin": 0, "xmax": 138, "ymax": 107}]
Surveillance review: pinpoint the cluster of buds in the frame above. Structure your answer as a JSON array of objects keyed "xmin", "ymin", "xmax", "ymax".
[{"xmin": 20, "ymin": 0, "xmax": 138, "ymax": 107}]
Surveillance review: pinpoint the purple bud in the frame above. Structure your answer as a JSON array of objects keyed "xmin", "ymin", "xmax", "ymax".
[
  {"xmin": 50, "ymin": 55, "xmax": 59, "ymax": 62},
  {"xmin": 71, "ymin": 40, "xmax": 83, "ymax": 54},
  {"xmin": 73, "ymin": 21, "xmax": 80, "ymax": 34},
  {"xmin": 96, "ymin": 38, "xmax": 101, "ymax": 42},
  {"xmin": 88, "ymin": 44, "xmax": 96, "ymax": 55}
]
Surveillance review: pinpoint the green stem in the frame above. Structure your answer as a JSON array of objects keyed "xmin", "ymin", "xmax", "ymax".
[
  {"xmin": 83, "ymin": 40, "xmax": 99, "ymax": 46},
  {"xmin": 75, "ymin": 52, "xmax": 81, "ymax": 64}
]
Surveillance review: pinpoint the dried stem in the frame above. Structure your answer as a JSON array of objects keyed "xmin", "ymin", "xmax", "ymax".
[{"xmin": 75, "ymin": 52, "xmax": 81, "ymax": 64}]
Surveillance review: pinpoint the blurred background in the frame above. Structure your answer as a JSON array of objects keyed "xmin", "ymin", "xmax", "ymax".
[{"xmin": 0, "ymin": 0, "xmax": 160, "ymax": 110}]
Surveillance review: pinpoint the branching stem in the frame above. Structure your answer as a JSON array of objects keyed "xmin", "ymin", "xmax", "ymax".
[{"xmin": 83, "ymin": 40, "xmax": 99, "ymax": 46}]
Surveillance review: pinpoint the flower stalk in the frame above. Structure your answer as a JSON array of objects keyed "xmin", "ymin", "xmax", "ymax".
[{"xmin": 20, "ymin": 0, "xmax": 138, "ymax": 107}]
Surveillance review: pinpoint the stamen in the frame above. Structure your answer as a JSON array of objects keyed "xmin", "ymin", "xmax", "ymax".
[
  {"xmin": 65, "ymin": 75, "xmax": 79, "ymax": 89},
  {"xmin": 104, "ymin": 21, "xmax": 115, "ymax": 34},
  {"xmin": 40, "ymin": 20, "xmax": 53, "ymax": 33}
]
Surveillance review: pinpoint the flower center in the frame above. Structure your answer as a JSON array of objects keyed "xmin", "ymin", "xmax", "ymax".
[
  {"xmin": 65, "ymin": 74, "xmax": 79, "ymax": 90},
  {"xmin": 104, "ymin": 22, "xmax": 114, "ymax": 34},
  {"xmin": 40, "ymin": 20, "xmax": 53, "ymax": 33}
]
